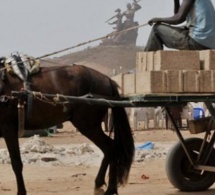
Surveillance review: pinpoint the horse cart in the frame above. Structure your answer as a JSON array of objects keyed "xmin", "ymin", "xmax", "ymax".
[
  {"xmin": 12, "ymin": 90, "xmax": 215, "ymax": 192},
  {"xmin": 2, "ymin": 50, "xmax": 215, "ymax": 194}
]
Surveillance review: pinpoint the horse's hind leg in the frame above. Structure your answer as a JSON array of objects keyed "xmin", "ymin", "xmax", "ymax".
[
  {"xmin": 72, "ymin": 121, "xmax": 116, "ymax": 195},
  {"xmin": 104, "ymin": 163, "xmax": 118, "ymax": 195},
  {"xmin": 94, "ymin": 135, "xmax": 118, "ymax": 195},
  {"xmin": 2, "ymin": 128, "xmax": 26, "ymax": 195}
]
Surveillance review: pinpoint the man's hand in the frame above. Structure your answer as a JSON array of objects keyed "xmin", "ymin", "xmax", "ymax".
[
  {"xmin": 148, "ymin": 18, "xmax": 161, "ymax": 26},
  {"xmin": 147, "ymin": 0, "xmax": 194, "ymax": 26}
]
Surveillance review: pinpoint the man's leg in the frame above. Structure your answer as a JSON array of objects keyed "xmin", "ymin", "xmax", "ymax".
[
  {"xmin": 144, "ymin": 24, "xmax": 189, "ymax": 51},
  {"xmin": 144, "ymin": 24, "xmax": 209, "ymax": 51}
]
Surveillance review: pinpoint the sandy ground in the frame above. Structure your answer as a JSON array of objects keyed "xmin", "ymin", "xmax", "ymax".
[{"xmin": 0, "ymin": 123, "xmax": 215, "ymax": 195}]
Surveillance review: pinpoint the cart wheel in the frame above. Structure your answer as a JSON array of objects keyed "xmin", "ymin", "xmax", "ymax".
[{"xmin": 166, "ymin": 138, "xmax": 215, "ymax": 191}]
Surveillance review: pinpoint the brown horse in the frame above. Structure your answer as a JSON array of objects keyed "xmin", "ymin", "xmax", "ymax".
[{"xmin": 0, "ymin": 60, "xmax": 134, "ymax": 195}]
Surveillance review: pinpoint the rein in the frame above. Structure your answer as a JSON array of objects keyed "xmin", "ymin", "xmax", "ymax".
[
  {"xmin": 0, "ymin": 22, "xmax": 148, "ymax": 73},
  {"xmin": 35, "ymin": 22, "xmax": 148, "ymax": 60}
]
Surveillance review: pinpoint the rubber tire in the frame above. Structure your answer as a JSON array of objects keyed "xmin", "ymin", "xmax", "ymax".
[{"xmin": 166, "ymin": 138, "xmax": 215, "ymax": 192}]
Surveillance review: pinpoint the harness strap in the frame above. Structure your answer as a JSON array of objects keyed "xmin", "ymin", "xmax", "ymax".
[{"xmin": 17, "ymin": 98, "xmax": 25, "ymax": 137}]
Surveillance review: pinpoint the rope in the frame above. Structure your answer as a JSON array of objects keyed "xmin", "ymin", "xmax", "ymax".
[
  {"xmin": 35, "ymin": 22, "xmax": 148, "ymax": 60},
  {"xmin": 32, "ymin": 91, "xmax": 56, "ymax": 106},
  {"xmin": 0, "ymin": 22, "xmax": 148, "ymax": 72},
  {"xmin": 29, "ymin": 91, "xmax": 136, "ymax": 107}
]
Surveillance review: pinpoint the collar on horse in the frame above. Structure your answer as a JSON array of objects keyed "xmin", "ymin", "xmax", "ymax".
[
  {"xmin": 4, "ymin": 52, "xmax": 40, "ymax": 88},
  {"xmin": 3, "ymin": 52, "xmax": 41, "ymax": 137}
]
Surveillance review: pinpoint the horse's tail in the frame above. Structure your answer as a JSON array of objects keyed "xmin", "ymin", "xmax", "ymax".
[{"xmin": 110, "ymin": 79, "xmax": 135, "ymax": 185}]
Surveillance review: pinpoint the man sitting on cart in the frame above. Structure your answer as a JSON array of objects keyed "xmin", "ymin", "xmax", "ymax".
[{"xmin": 144, "ymin": 0, "xmax": 215, "ymax": 51}]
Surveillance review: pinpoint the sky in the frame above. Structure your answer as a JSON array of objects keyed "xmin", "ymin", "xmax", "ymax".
[{"xmin": 0, "ymin": 0, "xmax": 215, "ymax": 58}]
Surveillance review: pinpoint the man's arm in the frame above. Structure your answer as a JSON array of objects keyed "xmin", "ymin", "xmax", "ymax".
[
  {"xmin": 105, "ymin": 14, "xmax": 117, "ymax": 23},
  {"xmin": 148, "ymin": 0, "xmax": 195, "ymax": 25},
  {"xmin": 133, "ymin": 3, "xmax": 142, "ymax": 11},
  {"xmin": 174, "ymin": 0, "xmax": 180, "ymax": 14}
]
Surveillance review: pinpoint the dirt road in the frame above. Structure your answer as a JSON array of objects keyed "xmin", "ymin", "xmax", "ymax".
[{"xmin": 0, "ymin": 126, "xmax": 214, "ymax": 195}]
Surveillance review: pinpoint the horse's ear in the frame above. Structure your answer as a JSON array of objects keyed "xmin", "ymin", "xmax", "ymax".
[
  {"xmin": 0, "ymin": 57, "xmax": 6, "ymax": 64},
  {"xmin": 0, "ymin": 57, "xmax": 7, "ymax": 81}
]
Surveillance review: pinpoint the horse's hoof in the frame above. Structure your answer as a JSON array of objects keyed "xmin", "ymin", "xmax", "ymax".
[
  {"xmin": 104, "ymin": 190, "xmax": 118, "ymax": 195},
  {"xmin": 94, "ymin": 187, "xmax": 105, "ymax": 195}
]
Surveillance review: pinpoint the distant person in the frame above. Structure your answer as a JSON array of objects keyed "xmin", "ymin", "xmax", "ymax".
[
  {"xmin": 144, "ymin": 0, "xmax": 215, "ymax": 51},
  {"xmin": 123, "ymin": 2, "xmax": 141, "ymax": 27},
  {"xmin": 106, "ymin": 8, "xmax": 123, "ymax": 31}
]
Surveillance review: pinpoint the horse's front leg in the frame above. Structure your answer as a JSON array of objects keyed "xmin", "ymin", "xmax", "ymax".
[{"xmin": 3, "ymin": 128, "xmax": 26, "ymax": 195}]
